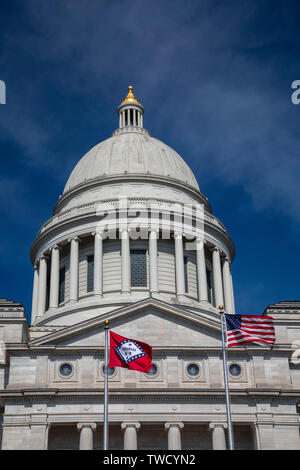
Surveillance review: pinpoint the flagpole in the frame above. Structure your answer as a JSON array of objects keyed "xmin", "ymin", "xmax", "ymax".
[
  {"xmin": 219, "ymin": 305, "xmax": 234, "ymax": 450},
  {"xmin": 103, "ymin": 319, "xmax": 109, "ymax": 450}
]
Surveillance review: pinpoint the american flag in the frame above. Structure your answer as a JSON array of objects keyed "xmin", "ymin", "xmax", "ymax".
[{"xmin": 225, "ymin": 314, "xmax": 275, "ymax": 347}]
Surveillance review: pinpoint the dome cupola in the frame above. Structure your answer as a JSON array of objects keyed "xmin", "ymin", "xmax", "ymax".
[{"xmin": 117, "ymin": 85, "xmax": 144, "ymax": 129}]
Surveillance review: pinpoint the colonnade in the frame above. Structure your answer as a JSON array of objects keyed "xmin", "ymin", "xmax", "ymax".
[
  {"xmin": 119, "ymin": 106, "xmax": 143, "ymax": 128},
  {"xmin": 75, "ymin": 421, "xmax": 228, "ymax": 450},
  {"xmin": 31, "ymin": 231, "xmax": 235, "ymax": 321}
]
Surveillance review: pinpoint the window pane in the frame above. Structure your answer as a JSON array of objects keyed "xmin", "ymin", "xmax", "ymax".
[
  {"xmin": 87, "ymin": 255, "xmax": 94, "ymax": 293},
  {"xmin": 46, "ymin": 263, "xmax": 50, "ymax": 311},
  {"xmin": 59, "ymin": 267, "xmax": 65, "ymax": 304},
  {"xmin": 131, "ymin": 250, "xmax": 147, "ymax": 287},
  {"xmin": 206, "ymin": 269, "xmax": 212, "ymax": 303},
  {"xmin": 184, "ymin": 256, "xmax": 188, "ymax": 293}
]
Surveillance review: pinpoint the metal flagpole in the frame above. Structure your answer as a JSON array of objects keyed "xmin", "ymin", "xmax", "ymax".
[
  {"xmin": 219, "ymin": 305, "xmax": 234, "ymax": 450},
  {"xmin": 103, "ymin": 319, "xmax": 109, "ymax": 450}
]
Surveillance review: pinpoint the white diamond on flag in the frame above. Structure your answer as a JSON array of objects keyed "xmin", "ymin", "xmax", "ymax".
[{"xmin": 115, "ymin": 340, "xmax": 146, "ymax": 364}]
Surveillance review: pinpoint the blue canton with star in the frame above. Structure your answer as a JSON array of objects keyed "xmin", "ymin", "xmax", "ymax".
[
  {"xmin": 115, "ymin": 339, "xmax": 146, "ymax": 364},
  {"xmin": 225, "ymin": 314, "xmax": 242, "ymax": 331}
]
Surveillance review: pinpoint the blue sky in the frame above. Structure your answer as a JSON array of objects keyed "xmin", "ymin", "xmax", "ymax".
[{"xmin": 0, "ymin": 0, "xmax": 299, "ymax": 321}]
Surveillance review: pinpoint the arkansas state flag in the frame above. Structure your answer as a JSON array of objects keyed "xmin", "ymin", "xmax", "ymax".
[{"xmin": 109, "ymin": 331, "xmax": 152, "ymax": 373}]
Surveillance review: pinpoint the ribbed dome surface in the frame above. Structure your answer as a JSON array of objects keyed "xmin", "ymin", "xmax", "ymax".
[{"xmin": 64, "ymin": 131, "xmax": 199, "ymax": 193}]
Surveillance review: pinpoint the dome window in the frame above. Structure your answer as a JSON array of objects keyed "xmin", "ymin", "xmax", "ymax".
[
  {"xmin": 59, "ymin": 267, "xmax": 66, "ymax": 304},
  {"xmin": 131, "ymin": 250, "xmax": 147, "ymax": 287},
  {"xmin": 184, "ymin": 256, "xmax": 188, "ymax": 293},
  {"xmin": 87, "ymin": 255, "xmax": 94, "ymax": 293}
]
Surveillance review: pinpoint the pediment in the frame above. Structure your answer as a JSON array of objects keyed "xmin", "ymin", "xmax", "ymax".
[{"xmin": 29, "ymin": 298, "xmax": 222, "ymax": 348}]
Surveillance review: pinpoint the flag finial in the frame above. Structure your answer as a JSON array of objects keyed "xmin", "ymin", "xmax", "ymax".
[
  {"xmin": 122, "ymin": 85, "xmax": 139, "ymax": 103},
  {"xmin": 105, "ymin": 319, "xmax": 109, "ymax": 326},
  {"xmin": 219, "ymin": 305, "xmax": 224, "ymax": 311}
]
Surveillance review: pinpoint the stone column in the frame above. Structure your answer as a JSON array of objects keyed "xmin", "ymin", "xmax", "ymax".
[
  {"xmin": 121, "ymin": 229, "xmax": 131, "ymax": 294},
  {"xmin": 37, "ymin": 255, "xmax": 48, "ymax": 317},
  {"xmin": 31, "ymin": 264, "xmax": 39, "ymax": 322},
  {"xmin": 93, "ymin": 232, "xmax": 103, "ymax": 297},
  {"xmin": 222, "ymin": 257, "xmax": 233, "ymax": 314},
  {"xmin": 121, "ymin": 422, "xmax": 140, "ymax": 450},
  {"xmin": 212, "ymin": 247, "xmax": 224, "ymax": 308},
  {"xmin": 69, "ymin": 237, "xmax": 80, "ymax": 302},
  {"xmin": 174, "ymin": 232, "xmax": 185, "ymax": 298},
  {"xmin": 229, "ymin": 267, "xmax": 236, "ymax": 314},
  {"xmin": 209, "ymin": 423, "xmax": 227, "ymax": 450},
  {"xmin": 30, "ymin": 422, "xmax": 49, "ymax": 450},
  {"xmin": 77, "ymin": 423, "xmax": 96, "ymax": 450},
  {"xmin": 165, "ymin": 422, "xmax": 184, "ymax": 450},
  {"xmin": 149, "ymin": 230, "xmax": 159, "ymax": 294},
  {"xmin": 196, "ymin": 239, "xmax": 208, "ymax": 302},
  {"xmin": 49, "ymin": 245, "xmax": 60, "ymax": 310}
]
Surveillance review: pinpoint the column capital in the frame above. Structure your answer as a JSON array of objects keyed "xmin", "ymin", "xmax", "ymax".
[
  {"xmin": 209, "ymin": 422, "xmax": 228, "ymax": 430},
  {"xmin": 121, "ymin": 422, "xmax": 141, "ymax": 431},
  {"xmin": 34, "ymin": 263, "xmax": 39, "ymax": 271},
  {"xmin": 164, "ymin": 422, "xmax": 184, "ymax": 431},
  {"xmin": 68, "ymin": 236, "xmax": 80, "ymax": 243},
  {"xmin": 77, "ymin": 423, "xmax": 97, "ymax": 431},
  {"xmin": 51, "ymin": 244, "xmax": 61, "ymax": 251},
  {"xmin": 149, "ymin": 228, "xmax": 159, "ymax": 236},
  {"xmin": 196, "ymin": 237, "xmax": 207, "ymax": 243},
  {"xmin": 92, "ymin": 230, "xmax": 105, "ymax": 238},
  {"xmin": 40, "ymin": 253, "xmax": 49, "ymax": 261},
  {"xmin": 174, "ymin": 231, "xmax": 183, "ymax": 239},
  {"xmin": 211, "ymin": 246, "xmax": 221, "ymax": 253}
]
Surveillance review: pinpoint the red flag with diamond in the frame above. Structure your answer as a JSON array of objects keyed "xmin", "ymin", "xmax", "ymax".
[{"xmin": 109, "ymin": 331, "xmax": 152, "ymax": 373}]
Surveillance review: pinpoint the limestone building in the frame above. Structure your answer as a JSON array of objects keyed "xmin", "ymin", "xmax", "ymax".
[{"xmin": 0, "ymin": 87, "xmax": 300, "ymax": 450}]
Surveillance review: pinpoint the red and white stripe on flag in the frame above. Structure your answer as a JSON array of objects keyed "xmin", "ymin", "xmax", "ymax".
[{"xmin": 225, "ymin": 314, "xmax": 275, "ymax": 347}]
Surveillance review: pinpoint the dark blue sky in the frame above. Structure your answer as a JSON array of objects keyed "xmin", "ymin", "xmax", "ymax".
[{"xmin": 0, "ymin": 0, "xmax": 299, "ymax": 321}]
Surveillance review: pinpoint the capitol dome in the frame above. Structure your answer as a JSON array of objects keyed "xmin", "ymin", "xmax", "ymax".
[
  {"xmin": 64, "ymin": 131, "xmax": 199, "ymax": 194},
  {"xmin": 30, "ymin": 86, "xmax": 235, "ymax": 328}
]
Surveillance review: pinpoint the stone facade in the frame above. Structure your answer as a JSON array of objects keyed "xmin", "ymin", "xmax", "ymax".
[
  {"xmin": 0, "ymin": 88, "xmax": 299, "ymax": 450},
  {"xmin": 1, "ymin": 298, "xmax": 300, "ymax": 450}
]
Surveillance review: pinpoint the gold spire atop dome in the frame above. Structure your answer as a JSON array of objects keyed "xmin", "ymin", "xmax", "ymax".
[{"xmin": 122, "ymin": 85, "xmax": 139, "ymax": 103}]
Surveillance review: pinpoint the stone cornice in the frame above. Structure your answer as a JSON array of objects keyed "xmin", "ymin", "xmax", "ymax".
[
  {"xmin": 54, "ymin": 174, "xmax": 211, "ymax": 214},
  {"xmin": 4, "ymin": 344, "xmax": 295, "ymax": 355},
  {"xmin": 30, "ymin": 196, "xmax": 235, "ymax": 263},
  {"xmin": 1, "ymin": 387, "xmax": 300, "ymax": 402}
]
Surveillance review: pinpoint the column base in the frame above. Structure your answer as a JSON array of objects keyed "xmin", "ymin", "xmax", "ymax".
[{"xmin": 48, "ymin": 306, "xmax": 58, "ymax": 312}]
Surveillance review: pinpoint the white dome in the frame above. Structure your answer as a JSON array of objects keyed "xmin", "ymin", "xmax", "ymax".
[{"xmin": 64, "ymin": 130, "xmax": 199, "ymax": 193}]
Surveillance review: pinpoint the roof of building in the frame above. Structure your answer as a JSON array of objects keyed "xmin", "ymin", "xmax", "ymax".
[{"xmin": 63, "ymin": 86, "xmax": 200, "ymax": 194}]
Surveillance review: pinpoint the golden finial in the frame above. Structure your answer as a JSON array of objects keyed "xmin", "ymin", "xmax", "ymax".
[
  {"xmin": 122, "ymin": 85, "xmax": 139, "ymax": 103},
  {"xmin": 218, "ymin": 305, "xmax": 224, "ymax": 311},
  {"xmin": 105, "ymin": 319, "xmax": 109, "ymax": 326}
]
